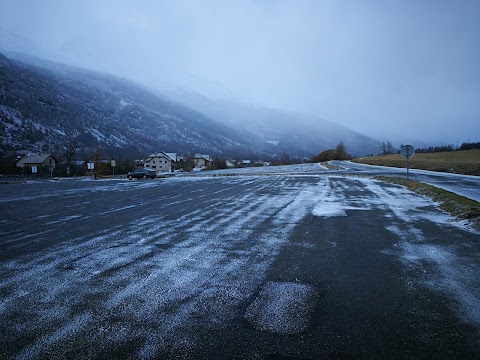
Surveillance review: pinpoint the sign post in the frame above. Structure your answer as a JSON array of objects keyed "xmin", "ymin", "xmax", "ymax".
[
  {"xmin": 111, "ymin": 160, "xmax": 116, "ymax": 176},
  {"xmin": 400, "ymin": 145, "xmax": 415, "ymax": 180},
  {"xmin": 32, "ymin": 165, "xmax": 37, "ymax": 181},
  {"xmin": 87, "ymin": 162, "xmax": 95, "ymax": 180}
]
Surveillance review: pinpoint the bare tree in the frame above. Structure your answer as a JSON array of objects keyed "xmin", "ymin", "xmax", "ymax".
[
  {"xmin": 380, "ymin": 141, "xmax": 393, "ymax": 155},
  {"xmin": 386, "ymin": 141, "xmax": 393, "ymax": 154},
  {"xmin": 64, "ymin": 143, "xmax": 78, "ymax": 165},
  {"xmin": 335, "ymin": 142, "xmax": 350, "ymax": 160}
]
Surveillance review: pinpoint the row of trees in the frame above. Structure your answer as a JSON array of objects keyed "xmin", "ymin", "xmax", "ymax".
[
  {"xmin": 415, "ymin": 142, "xmax": 479, "ymax": 153},
  {"xmin": 415, "ymin": 145, "xmax": 454, "ymax": 153},
  {"xmin": 458, "ymin": 142, "xmax": 480, "ymax": 151},
  {"xmin": 378, "ymin": 141, "xmax": 480, "ymax": 156}
]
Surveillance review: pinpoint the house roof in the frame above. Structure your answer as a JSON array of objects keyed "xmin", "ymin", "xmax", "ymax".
[
  {"xmin": 16, "ymin": 153, "xmax": 57, "ymax": 166},
  {"xmin": 164, "ymin": 152, "xmax": 177, "ymax": 161},
  {"xmin": 145, "ymin": 151, "xmax": 175, "ymax": 162},
  {"xmin": 194, "ymin": 154, "xmax": 210, "ymax": 161}
]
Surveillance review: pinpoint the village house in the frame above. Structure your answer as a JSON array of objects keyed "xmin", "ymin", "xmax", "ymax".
[
  {"xmin": 16, "ymin": 153, "xmax": 58, "ymax": 173},
  {"xmin": 225, "ymin": 160, "xmax": 236, "ymax": 168},
  {"xmin": 193, "ymin": 154, "xmax": 211, "ymax": 169},
  {"xmin": 144, "ymin": 152, "xmax": 176, "ymax": 173}
]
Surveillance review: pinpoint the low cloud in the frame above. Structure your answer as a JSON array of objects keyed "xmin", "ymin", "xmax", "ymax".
[{"xmin": 1, "ymin": 0, "xmax": 479, "ymax": 144}]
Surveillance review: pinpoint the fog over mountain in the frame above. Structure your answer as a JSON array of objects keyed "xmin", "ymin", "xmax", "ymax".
[
  {"xmin": 0, "ymin": 53, "xmax": 254, "ymax": 158},
  {"xmin": 0, "ymin": 53, "xmax": 383, "ymax": 158},
  {"xmin": 167, "ymin": 88, "xmax": 382, "ymax": 156},
  {"xmin": 1, "ymin": 0, "xmax": 479, "ymax": 146}
]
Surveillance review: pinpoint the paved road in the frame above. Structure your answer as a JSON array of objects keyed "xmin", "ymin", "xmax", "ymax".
[
  {"xmin": 330, "ymin": 160, "xmax": 480, "ymax": 202},
  {"xmin": 0, "ymin": 175, "xmax": 479, "ymax": 359}
]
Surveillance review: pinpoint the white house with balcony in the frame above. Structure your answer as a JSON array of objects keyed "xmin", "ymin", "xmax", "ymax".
[
  {"xmin": 193, "ymin": 154, "xmax": 211, "ymax": 169},
  {"xmin": 144, "ymin": 152, "xmax": 176, "ymax": 173}
]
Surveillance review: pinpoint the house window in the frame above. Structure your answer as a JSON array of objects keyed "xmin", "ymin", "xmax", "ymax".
[
  {"xmin": 152, "ymin": 166, "xmax": 156, "ymax": 169},
  {"xmin": 153, "ymin": 160, "xmax": 155, "ymax": 164},
  {"xmin": 165, "ymin": 161, "xmax": 167, "ymax": 163},
  {"xmin": 49, "ymin": 159, "xmax": 52, "ymax": 164}
]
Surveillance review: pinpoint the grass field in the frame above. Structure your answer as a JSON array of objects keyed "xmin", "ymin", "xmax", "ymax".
[{"xmin": 353, "ymin": 149, "xmax": 480, "ymax": 176}]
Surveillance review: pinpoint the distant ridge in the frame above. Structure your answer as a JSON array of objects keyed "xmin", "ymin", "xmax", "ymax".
[
  {"xmin": 0, "ymin": 52, "xmax": 255, "ymax": 159},
  {"xmin": 167, "ymin": 88, "xmax": 383, "ymax": 157},
  {"xmin": 1, "ymin": 52, "xmax": 383, "ymax": 160}
]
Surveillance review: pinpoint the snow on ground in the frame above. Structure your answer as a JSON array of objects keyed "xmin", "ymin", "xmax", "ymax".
[
  {"xmin": 53, "ymin": 128, "xmax": 66, "ymax": 136},
  {"xmin": 1, "ymin": 174, "xmax": 478, "ymax": 357},
  {"xmin": 0, "ymin": 105, "xmax": 23, "ymax": 125},
  {"xmin": 308, "ymin": 175, "xmax": 479, "ymax": 329},
  {"xmin": 399, "ymin": 242, "xmax": 480, "ymax": 327},
  {"xmin": 245, "ymin": 282, "xmax": 317, "ymax": 334},
  {"xmin": 0, "ymin": 179, "xmax": 160, "ymax": 203},
  {"xmin": 205, "ymin": 162, "xmax": 328, "ymax": 175},
  {"xmin": 88, "ymin": 128, "xmax": 106, "ymax": 142},
  {"xmin": 332, "ymin": 160, "xmax": 480, "ymax": 202},
  {"xmin": 0, "ymin": 176, "xmax": 321, "ymax": 356},
  {"xmin": 109, "ymin": 134, "xmax": 128, "ymax": 146},
  {"xmin": 312, "ymin": 177, "xmax": 371, "ymax": 217},
  {"xmin": 119, "ymin": 99, "xmax": 131, "ymax": 108}
]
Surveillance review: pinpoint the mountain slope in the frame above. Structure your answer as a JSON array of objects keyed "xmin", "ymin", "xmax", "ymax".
[
  {"xmin": 1, "ymin": 52, "xmax": 383, "ymax": 161},
  {"xmin": 0, "ymin": 53, "xmax": 254, "ymax": 159},
  {"xmin": 167, "ymin": 88, "xmax": 383, "ymax": 157}
]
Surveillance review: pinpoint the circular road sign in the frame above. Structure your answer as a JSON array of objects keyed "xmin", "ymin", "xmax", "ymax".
[{"xmin": 400, "ymin": 145, "xmax": 415, "ymax": 159}]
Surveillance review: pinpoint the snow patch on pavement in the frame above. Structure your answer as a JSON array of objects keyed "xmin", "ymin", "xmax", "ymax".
[
  {"xmin": 245, "ymin": 282, "xmax": 317, "ymax": 334},
  {"xmin": 313, "ymin": 201, "xmax": 347, "ymax": 217},
  {"xmin": 399, "ymin": 242, "xmax": 480, "ymax": 327},
  {"xmin": 310, "ymin": 176, "xmax": 473, "ymax": 232},
  {"xmin": 309, "ymin": 176, "xmax": 480, "ymax": 329},
  {"xmin": 46, "ymin": 215, "xmax": 82, "ymax": 225},
  {"xmin": 15, "ymin": 313, "xmax": 92, "ymax": 359}
]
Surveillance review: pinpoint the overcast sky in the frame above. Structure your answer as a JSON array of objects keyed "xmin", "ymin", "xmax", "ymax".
[{"xmin": 1, "ymin": 0, "xmax": 479, "ymax": 144}]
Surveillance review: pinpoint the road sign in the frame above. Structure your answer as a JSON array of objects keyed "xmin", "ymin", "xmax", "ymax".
[
  {"xmin": 400, "ymin": 145, "xmax": 415, "ymax": 159},
  {"xmin": 111, "ymin": 160, "xmax": 116, "ymax": 167},
  {"xmin": 400, "ymin": 145, "xmax": 415, "ymax": 180}
]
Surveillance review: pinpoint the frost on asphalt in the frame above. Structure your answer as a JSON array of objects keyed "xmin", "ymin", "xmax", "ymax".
[
  {"xmin": 0, "ymin": 173, "xmax": 478, "ymax": 358},
  {"xmin": 245, "ymin": 282, "xmax": 317, "ymax": 334},
  {"xmin": 311, "ymin": 176, "xmax": 480, "ymax": 330}
]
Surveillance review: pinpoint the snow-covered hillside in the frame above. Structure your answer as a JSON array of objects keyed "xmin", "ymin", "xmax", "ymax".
[
  {"xmin": 0, "ymin": 53, "xmax": 254, "ymax": 159},
  {"xmin": 1, "ymin": 52, "xmax": 383, "ymax": 160}
]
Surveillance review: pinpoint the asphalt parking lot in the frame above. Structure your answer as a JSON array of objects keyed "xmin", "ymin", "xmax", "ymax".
[{"xmin": 0, "ymin": 174, "xmax": 479, "ymax": 359}]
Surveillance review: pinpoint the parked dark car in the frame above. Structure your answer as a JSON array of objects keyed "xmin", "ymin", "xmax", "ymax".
[{"xmin": 127, "ymin": 168, "xmax": 156, "ymax": 180}]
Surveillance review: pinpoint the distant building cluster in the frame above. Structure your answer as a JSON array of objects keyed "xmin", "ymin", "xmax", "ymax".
[{"xmin": 13, "ymin": 149, "xmax": 272, "ymax": 178}]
